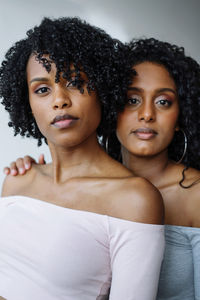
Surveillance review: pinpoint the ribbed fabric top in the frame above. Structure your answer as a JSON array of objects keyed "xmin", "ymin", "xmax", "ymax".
[{"xmin": 157, "ymin": 225, "xmax": 200, "ymax": 300}]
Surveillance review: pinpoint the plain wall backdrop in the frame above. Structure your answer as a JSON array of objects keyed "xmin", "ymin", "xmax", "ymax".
[{"xmin": 0, "ymin": 0, "xmax": 199, "ymax": 190}]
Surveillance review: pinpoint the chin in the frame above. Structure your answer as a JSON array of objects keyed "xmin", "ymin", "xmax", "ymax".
[
  {"xmin": 135, "ymin": 152, "xmax": 155, "ymax": 158},
  {"xmin": 128, "ymin": 146, "xmax": 158, "ymax": 157}
]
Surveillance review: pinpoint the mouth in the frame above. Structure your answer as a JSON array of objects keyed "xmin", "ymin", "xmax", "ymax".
[
  {"xmin": 131, "ymin": 128, "xmax": 157, "ymax": 140},
  {"xmin": 51, "ymin": 114, "xmax": 79, "ymax": 129}
]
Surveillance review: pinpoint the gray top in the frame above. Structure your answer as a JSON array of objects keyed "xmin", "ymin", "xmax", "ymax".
[{"xmin": 157, "ymin": 225, "xmax": 200, "ymax": 300}]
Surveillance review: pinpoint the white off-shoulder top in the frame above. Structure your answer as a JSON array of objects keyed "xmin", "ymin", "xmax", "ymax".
[{"xmin": 0, "ymin": 196, "xmax": 164, "ymax": 300}]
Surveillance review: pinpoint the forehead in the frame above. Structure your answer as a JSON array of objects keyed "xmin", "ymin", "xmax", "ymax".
[
  {"xmin": 26, "ymin": 55, "xmax": 57, "ymax": 81},
  {"xmin": 26, "ymin": 55, "xmax": 87, "ymax": 83},
  {"xmin": 132, "ymin": 62, "xmax": 176, "ymax": 89}
]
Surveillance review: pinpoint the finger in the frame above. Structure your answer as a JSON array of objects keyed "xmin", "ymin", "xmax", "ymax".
[
  {"xmin": 3, "ymin": 167, "xmax": 11, "ymax": 175},
  {"xmin": 24, "ymin": 155, "xmax": 36, "ymax": 170},
  {"xmin": 15, "ymin": 158, "xmax": 27, "ymax": 175},
  {"xmin": 9, "ymin": 161, "xmax": 19, "ymax": 175},
  {"xmin": 38, "ymin": 154, "xmax": 46, "ymax": 165}
]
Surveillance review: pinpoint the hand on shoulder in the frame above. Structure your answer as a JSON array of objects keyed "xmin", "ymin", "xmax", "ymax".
[
  {"xmin": 1, "ymin": 164, "xmax": 39, "ymax": 197},
  {"xmin": 3, "ymin": 154, "xmax": 45, "ymax": 176}
]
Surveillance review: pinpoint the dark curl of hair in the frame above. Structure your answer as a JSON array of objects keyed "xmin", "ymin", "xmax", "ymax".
[
  {"xmin": 0, "ymin": 17, "xmax": 129, "ymax": 147},
  {"xmin": 108, "ymin": 38, "xmax": 200, "ymax": 172}
]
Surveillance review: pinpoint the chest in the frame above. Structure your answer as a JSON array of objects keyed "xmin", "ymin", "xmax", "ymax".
[
  {"xmin": 0, "ymin": 198, "xmax": 111, "ymax": 295},
  {"xmin": 18, "ymin": 175, "xmax": 113, "ymax": 215}
]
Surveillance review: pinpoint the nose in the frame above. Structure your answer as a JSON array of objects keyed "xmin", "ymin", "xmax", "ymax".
[
  {"xmin": 138, "ymin": 103, "xmax": 155, "ymax": 122},
  {"xmin": 52, "ymin": 85, "xmax": 72, "ymax": 109}
]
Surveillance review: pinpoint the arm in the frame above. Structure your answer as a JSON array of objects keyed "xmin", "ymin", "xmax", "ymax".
[
  {"xmin": 108, "ymin": 178, "xmax": 165, "ymax": 299},
  {"xmin": 186, "ymin": 181, "xmax": 200, "ymax": 297},
  {"xmin": 3, "ymin": 154, "xmax": 45, "ymax": 176},
  {"xmin": 108, "ymin": 218, "xmax": 165, "ymax": 300},
  {"xmin": 191, "ymin": 231, "xmax": 200, "ymax": 299}
]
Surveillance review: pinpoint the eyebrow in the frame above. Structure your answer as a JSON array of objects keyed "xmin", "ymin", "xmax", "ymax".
[
  {"xmin": 127, "ymin": 87, "xmax": 176, "ymax": 95},
  {"xmin": 30, "ymin": 77, "xmax": 49, "ymax": 84}
]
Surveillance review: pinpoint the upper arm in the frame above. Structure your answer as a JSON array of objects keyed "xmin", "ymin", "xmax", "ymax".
[
  {"xmin": 191, "ymin": 233, "xmax": 200, "ymax": 298},
  {"xmin": 108, "ymin": 218, "xmax": 165, "ymax": 300}
]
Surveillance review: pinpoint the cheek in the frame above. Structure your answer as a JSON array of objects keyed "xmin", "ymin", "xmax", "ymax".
[
  {"xmin": 83, "ymin": 97, "xmax": 102, "ymax": 129},
  {"xmin": 157, "ymin": 112, "xmax": 179, "ymax": 148},
  {"xmin": 159, "ymin": 111, "xmax": 179, "ymax": 134},
  {"xmin": 29, "ymin": 102, "xmax": 48, "ymax": 134},
  {"xmin": 116, "ymin": 111, "xmax": 134, "ymax": 143}
]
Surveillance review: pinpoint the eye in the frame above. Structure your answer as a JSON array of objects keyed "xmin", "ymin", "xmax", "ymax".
[
  {"xmin": 35, "ymin": 86, "xmax": 50, "ymax": 94},
  {"xmin": 155, "ymin": 97, "xmax": 172, "ymax": 108},
  {"xmin": 127, "ymin": 95, "xmax": 142, "ymax": 106}
]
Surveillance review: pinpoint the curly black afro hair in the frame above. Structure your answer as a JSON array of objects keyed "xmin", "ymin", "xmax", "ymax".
[
  {"xmin": 0, "ymin": 17, "xmax": 129, "ymax": 147},
  {"xmin": 107, "ymin": 38, "xmax": 200, "ymax": 172}
]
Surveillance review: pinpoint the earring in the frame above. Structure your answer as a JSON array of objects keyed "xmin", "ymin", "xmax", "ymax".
[
  {"xmin": 176, "ymin": 129, "xmax": 188, "ymax": 164},
  {"xmin": 106, "ymin": 137, "xmax": 109, "ymax": 153}
]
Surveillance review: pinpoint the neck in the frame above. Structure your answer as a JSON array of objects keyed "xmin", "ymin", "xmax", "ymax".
[
  {"xmin": 48, "ymin": 133, "xmax": 105, "ymax": 183},
  {"xmin": 122, "ymin": 147, "xmax": 170, "ymax": 188}
]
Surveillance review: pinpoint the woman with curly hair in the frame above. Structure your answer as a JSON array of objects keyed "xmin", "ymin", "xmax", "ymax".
[
  {"xmin": 0, "ymin": 19, "xmax": 165, "ymax": 299},
  {"xmin": 14, "ymin": 37, "xmax": 200, "ymax": 299},
  {"xmin": 113, "ymin": 38, "xmax": 200, "ymax": 300}
]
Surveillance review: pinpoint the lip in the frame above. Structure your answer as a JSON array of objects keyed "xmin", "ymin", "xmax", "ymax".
[
  {"xmin": 51, "ymin": 114, "xmax": 79, "ymax": 129},
  {"xmin": 131, "ymin": 128, "xmax": 157, "ymax": 140}
]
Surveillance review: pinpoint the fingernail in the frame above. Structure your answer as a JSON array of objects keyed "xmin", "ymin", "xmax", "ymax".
[
  {"xmin": 19, "ymin": 168, "xmax": 24, "ymax": 174},
  {"xmin": 25, "ymin": 163, "xmax": 30, "ymax": 169},
  {"xmin": 11, "ymin": 170, "xmax": 16, "ymax": 175}
]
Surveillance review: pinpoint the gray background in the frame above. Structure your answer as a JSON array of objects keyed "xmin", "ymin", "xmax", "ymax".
[{"xmin": 0, "ymin": 0, "xmax": 199, "ymax": 190}]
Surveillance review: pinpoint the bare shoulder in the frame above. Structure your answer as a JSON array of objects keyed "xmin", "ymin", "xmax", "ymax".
[
  {"xmin": 109, "ymin": 177, "xmax": 164, "ymax": 225},
  {"xmin": 181, "ymin": 167, "xmax": 200, "ymax": 226},
  {"xmin": 181, "ymin": 166, "xmax": 200, "ymax": 187},
  {"xmin": 1, "ymin": 164, "xmax": 39, "ymax": 197},
  {"xmin": 180, "ymin": 167, "xmax": 200, "ymax": 202}
]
